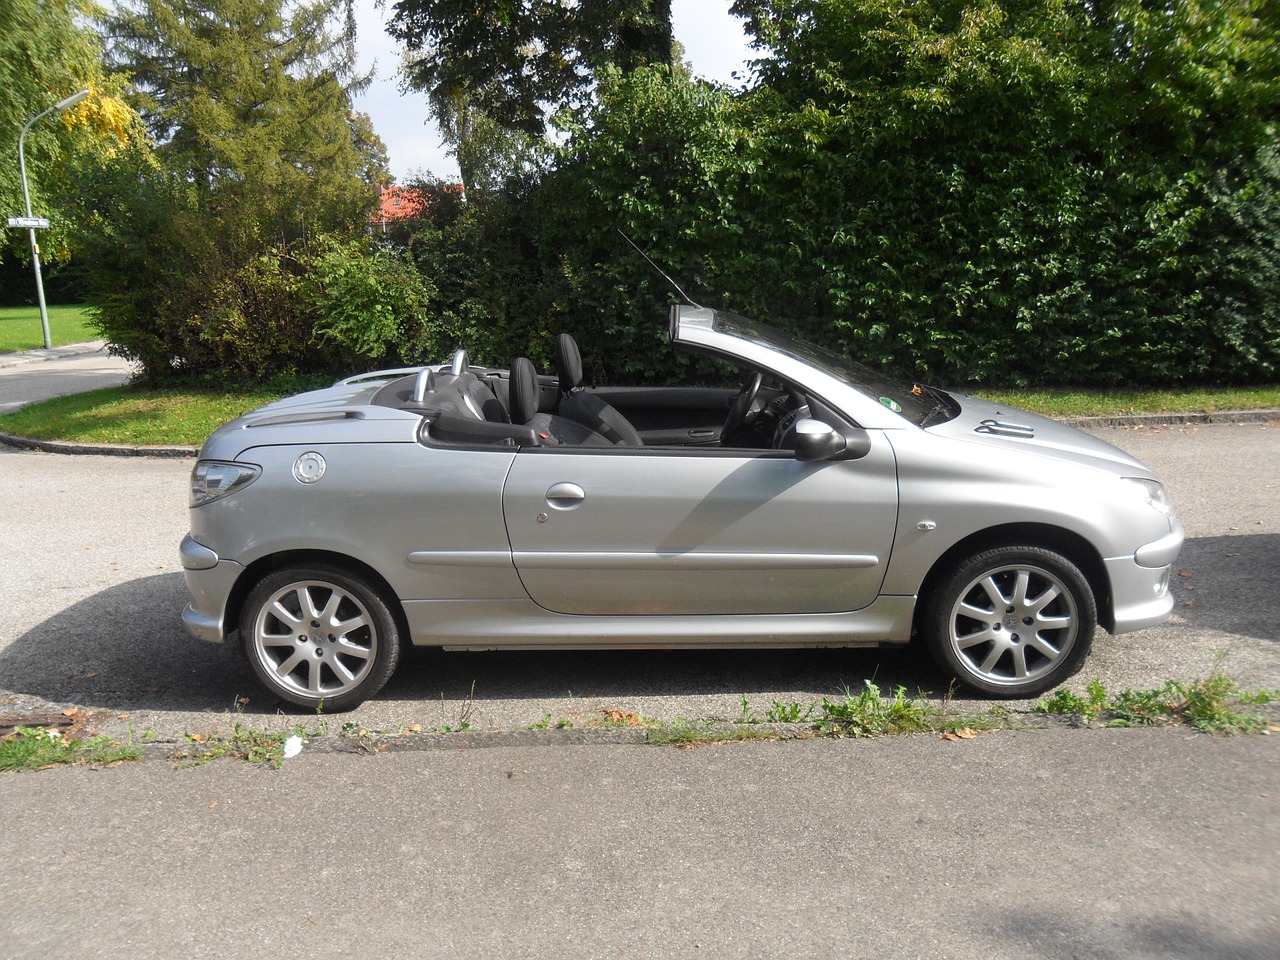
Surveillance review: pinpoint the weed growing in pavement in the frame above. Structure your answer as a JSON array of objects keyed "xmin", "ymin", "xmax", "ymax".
[
  {"xmin": 525, "ymin": 714, "xmax": 571, "ymax": 730},
  {"xmin": 176, "ymin": 722, "xmax": 308, "ymax": 767},
  {"xmin": 765, "ymin": 699, "xmax": 816, "ymax": 724},
  {"xmin": 1034, "ymin": 673, "xmax": 1277, "ymax": 734},
  {"xmin": 433, "ymin": 721, "xmax": 473, "ymax": 734},
  {"xmin": 647, "ymin": 720, "xmax": 776, "ymax": 747},
  {"xmin": 818, "ymin": 680, "xmax": 938, "ymax": 737},
  {"xmin": 435, "ymin": 681, "xmax": 477, "ymax": 733},
  {"xmin": 1034, "ymin": 679, "xmax": 1110, "ymax": 722},
  {"xmin": 0, "ymin": 727, "xmax": 142, "ymax": 772},
  {"xmin": 736, "ymin": 696, "xmax": 819, "ymax": 725}
]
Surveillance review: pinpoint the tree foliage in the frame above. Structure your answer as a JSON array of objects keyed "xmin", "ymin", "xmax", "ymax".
[
  {"xmin": 82, "ymin": 0, "xmax": 1280, "ymax": 389},
  {"xmin": 1, "ymin": 0, "xmax": 145, "ymax": 265},
  {"xmin": 693, "ymin": 0, "xmax": 1280, "ymax": 385},
  {"xmin": 534, "ymin": 65, "xmax": 750, "ymax": 382},
  {"xmin": 105, "ymin": 0, "xmax": 380, "ymax": 245},
  {"xmin": 86, "ymin": 0, "xmax": 393, "ymax": 379},
  {"xmin": 389, "ymin": 0, "xmax": 674, "ymax": 136}
]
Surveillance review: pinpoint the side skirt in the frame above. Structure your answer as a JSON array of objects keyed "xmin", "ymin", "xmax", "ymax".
[{"xmin": 402, "ymin": 596, "xmax": 917, "ymax": 650}]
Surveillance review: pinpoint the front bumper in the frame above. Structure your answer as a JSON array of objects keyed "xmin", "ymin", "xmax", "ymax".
[
  {"xmin": 1106, "ymin": 518, "xmax": 1185, "ymax": 634},
  {"xmin": 180, "ymin": 534, "xmax": 242, "ymax": 644}
]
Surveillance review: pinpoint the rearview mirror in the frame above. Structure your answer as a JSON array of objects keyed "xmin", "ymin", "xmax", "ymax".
[{"xmin": 794, "ymin": 419, "xmax": 872, "ymax": 462}]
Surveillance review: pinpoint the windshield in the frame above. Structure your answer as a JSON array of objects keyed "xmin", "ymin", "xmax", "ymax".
[{"xmin": 711, "ymin": 311, "xmax": 941, "ymax": 426}]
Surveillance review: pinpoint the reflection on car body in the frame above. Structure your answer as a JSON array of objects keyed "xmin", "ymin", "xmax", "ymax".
[{"xmin": 181, "ymin": 306, "xmax": 1183, "ymax": 710}]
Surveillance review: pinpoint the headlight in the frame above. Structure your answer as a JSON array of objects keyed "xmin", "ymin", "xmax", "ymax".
[
  {"xmin": 1120, "ymin": 477, "xmax": 1174, "ymax": 516},
  {"xmin": 190, "ymin": 460, "xmax": 261, "ymax": 507}
]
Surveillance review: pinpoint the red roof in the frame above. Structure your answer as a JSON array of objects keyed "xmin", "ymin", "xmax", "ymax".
[{"xmin": 374, "ymin": 186, "xmax": 429, "ymax": 223}]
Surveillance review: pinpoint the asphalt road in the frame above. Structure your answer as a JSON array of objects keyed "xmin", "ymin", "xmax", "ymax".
[
  {"xmin": 0, "ymin": 341, "xmax": 135, "ymax": 415},
  {"xmin": 0, "ymin": 354, "xmax": 1276, "ymax": 958},
  {"xmin": 0, "ymin": 409, "xmax": 1275, "ymax": 739},
  {"xmin": 1, "ymin": 728, "xmax": 1276, "ymax": 960}
]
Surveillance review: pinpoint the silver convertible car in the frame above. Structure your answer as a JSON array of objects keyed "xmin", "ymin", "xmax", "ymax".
[{"xmin": 181, "ymin": 306, "xmax": 1184, "ymax": 710}]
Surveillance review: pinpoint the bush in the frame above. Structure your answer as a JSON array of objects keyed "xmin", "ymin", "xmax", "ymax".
[
  {"xmin": 81, "ymin": 147, "xmax": 437, "ymax": 383},
  {"xmin": 300, "ymin": 236, "xmax": 438, "ymax": 365}
]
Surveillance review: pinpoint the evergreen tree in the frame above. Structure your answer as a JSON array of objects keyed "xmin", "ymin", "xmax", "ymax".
[
  {"xmin": 85, "ymin": 0, "xmax": 394, "ymax": 379},
  {"xmin": 105, "ymin": 0, "xmax": 382, "ymax": 245}
]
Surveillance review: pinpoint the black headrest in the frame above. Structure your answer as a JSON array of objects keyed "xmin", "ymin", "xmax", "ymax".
[
  {"xmin": 509, "ymin": 357, "xmax": 540, "ymax": 425},
  {"xmin": 554, "ymin": 332, "xmax": 583, "ymax": 394}
]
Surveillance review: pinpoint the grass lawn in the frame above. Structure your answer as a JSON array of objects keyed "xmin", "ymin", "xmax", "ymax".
[
  {"xmin": 0, "ymin": 304, "xmax": 97, "ymax": 352},
  {"xmin": 972, "ymin": 385, "xmax": 1280, "ymax": 419},
  {"xmin": 0, "ymin": 384, "xmax": 304, "ymax": 447}
]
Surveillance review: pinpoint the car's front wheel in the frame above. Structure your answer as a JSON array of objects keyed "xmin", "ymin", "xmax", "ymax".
[
  {"xmin": 924, "ymin": 546, "xmax": 1096, "ymax": 698},
  {"xmin": 240, "ymin": 565, "xmax": 401, "ymax": 711}
]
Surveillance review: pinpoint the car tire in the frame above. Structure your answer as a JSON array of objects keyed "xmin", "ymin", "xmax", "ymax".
[
  {"xmin": 923, "ymin": 546, "xmax": 1096, "ymax": 698},
  {"xmin": 240, "ymin": 565, "xmax": 401, "ymax": 711}
]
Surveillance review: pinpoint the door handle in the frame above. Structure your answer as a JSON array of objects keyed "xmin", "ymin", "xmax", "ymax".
[{"xmin": 545, "ymin": 482, "xmax": 586, "ymax": 510}]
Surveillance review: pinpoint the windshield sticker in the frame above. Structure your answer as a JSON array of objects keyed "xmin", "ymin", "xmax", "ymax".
[{"xmin": 880, "ymin": 397, "xmax": 903, "ymax": 413}]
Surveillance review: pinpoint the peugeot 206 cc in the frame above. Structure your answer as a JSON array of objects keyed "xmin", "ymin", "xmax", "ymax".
[{"xmin": 181, "ymin": 306, "xmax": 1184, "ymax": 710}]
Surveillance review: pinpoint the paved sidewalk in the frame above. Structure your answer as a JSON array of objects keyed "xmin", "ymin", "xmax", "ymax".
[
  {"xmin": 0, "ymin": 340, "xmax": 136, "ymax": 416},
  {"xmin": 0, "ymin": 339, "xmax": 116, "ymax": 369}
]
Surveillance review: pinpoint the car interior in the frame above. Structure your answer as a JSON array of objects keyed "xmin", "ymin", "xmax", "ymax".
[{"xmin": 370, "ymin": 332, "xmax": 819, "ymax": 452}]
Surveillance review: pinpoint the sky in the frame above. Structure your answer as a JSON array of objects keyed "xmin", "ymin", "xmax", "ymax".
[{"xmin": 350, "ymin": 0, "xmax": 755, "ymax": 183}]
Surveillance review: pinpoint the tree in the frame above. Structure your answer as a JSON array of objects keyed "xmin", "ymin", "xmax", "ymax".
[
  {"xmin": 351, "ymin": 110, "xmax": 394, "ymax": 188},
  {"xmin": 85, "ymin": 0, "xmax": 395, "ymax": 379},
  {"xmin": 1, "ymin": 0, "xmax": 144, "ymax": 264},
  {"xmin": 105, "ymin": 0, "xmax": 382, "ymax": 244},
  {"xmin": 387, "ymin": 0, "xmax": 674, "ymax": 184}
]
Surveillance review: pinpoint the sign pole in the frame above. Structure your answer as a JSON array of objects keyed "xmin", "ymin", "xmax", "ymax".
[{"xmin": 17, "ymin": 90, "xmax": 89, "ymax": 350}]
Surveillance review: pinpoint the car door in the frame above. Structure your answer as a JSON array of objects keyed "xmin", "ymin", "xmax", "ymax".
[{"xmin": 500, "ymin": 437, "xmax": 899, "ymax": 616}]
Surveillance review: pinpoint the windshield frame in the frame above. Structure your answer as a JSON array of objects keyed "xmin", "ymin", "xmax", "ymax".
[{"xmin": 706, "ymin": 311, "xmax": 941, "ymax": 427}]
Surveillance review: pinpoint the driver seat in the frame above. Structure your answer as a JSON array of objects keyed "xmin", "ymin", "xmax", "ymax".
[{"xmin": 553, "ymin": 333, "xmax": 643, "ymax": 446}]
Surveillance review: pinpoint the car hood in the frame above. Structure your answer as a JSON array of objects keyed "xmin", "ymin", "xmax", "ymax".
[
  {"xmin": 926, "ymin": 393, "xmax": 1154, "ymax": 477},
  {"xmin": 199, "ymin": 378, "xmax": 420, "ymax": 460}
]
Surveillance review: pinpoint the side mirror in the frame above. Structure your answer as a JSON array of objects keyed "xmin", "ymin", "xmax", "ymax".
[{"xmin": 794, "ymin": 419, "xmax": 872, "ymax": 462}]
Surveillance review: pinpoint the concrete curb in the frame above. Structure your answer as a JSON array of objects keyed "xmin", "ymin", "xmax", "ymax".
[
  {"xmin": 70, "ymin": 705, "xmax": 1280, "ymax": 764},
  {"xmin": 0, "ymin": 340, "xmax": 117, "ymax": 369},
  {"xmin": 1058, "ymin": 409, "xmax": 1280, "ymax": 429},
  {"xmin": 0, "ymin": 430, "xmax": 196, "ymax": 458}
]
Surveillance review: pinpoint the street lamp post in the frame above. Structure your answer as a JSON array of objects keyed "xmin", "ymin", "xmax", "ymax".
[{"xmin": 16, "ymin": 89, "xmax": 89, "ymax": 350}]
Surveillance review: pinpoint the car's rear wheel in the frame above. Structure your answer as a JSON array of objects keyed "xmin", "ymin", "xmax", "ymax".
[
  {"xmin": 240, "ymin": 565, "xmax": 401, "ymax": 711},
  {"xmin": 924, "ymin": 546, "xmax": 1095, "ymax": 698}
]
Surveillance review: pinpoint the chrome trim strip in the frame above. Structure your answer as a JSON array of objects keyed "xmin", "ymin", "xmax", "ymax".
[
  {"xmin": 512, "ymin": 551, "xmax": 880, "ymax": 570},
  {"xmin": 407, "ymin": 550, "xmax": 514, "ymax": 567}
]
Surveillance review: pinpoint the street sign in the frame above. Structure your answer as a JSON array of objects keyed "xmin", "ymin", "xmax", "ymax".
[{"xmin": 7, "ymin": 216, "xmax": 50, "ymax": 229}]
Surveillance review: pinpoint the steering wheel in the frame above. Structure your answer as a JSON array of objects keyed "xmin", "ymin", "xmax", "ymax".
[{"xmin": 721, "ymin": 371, "xmax": 764, "ymax": 445}]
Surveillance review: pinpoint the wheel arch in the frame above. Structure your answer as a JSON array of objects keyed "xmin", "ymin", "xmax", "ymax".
[
  {"xmin": 912, "ymin": 523, "xmax": 1114, "ymax": 635},
  {"xmin": 226, "ymin": 550, "xmax": 411, "ymax": 643}
]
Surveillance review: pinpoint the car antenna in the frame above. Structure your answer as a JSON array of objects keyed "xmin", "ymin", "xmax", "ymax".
[{"xmin": 617, "ymin": 229, "xmax": 703, "ymax": 309}]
